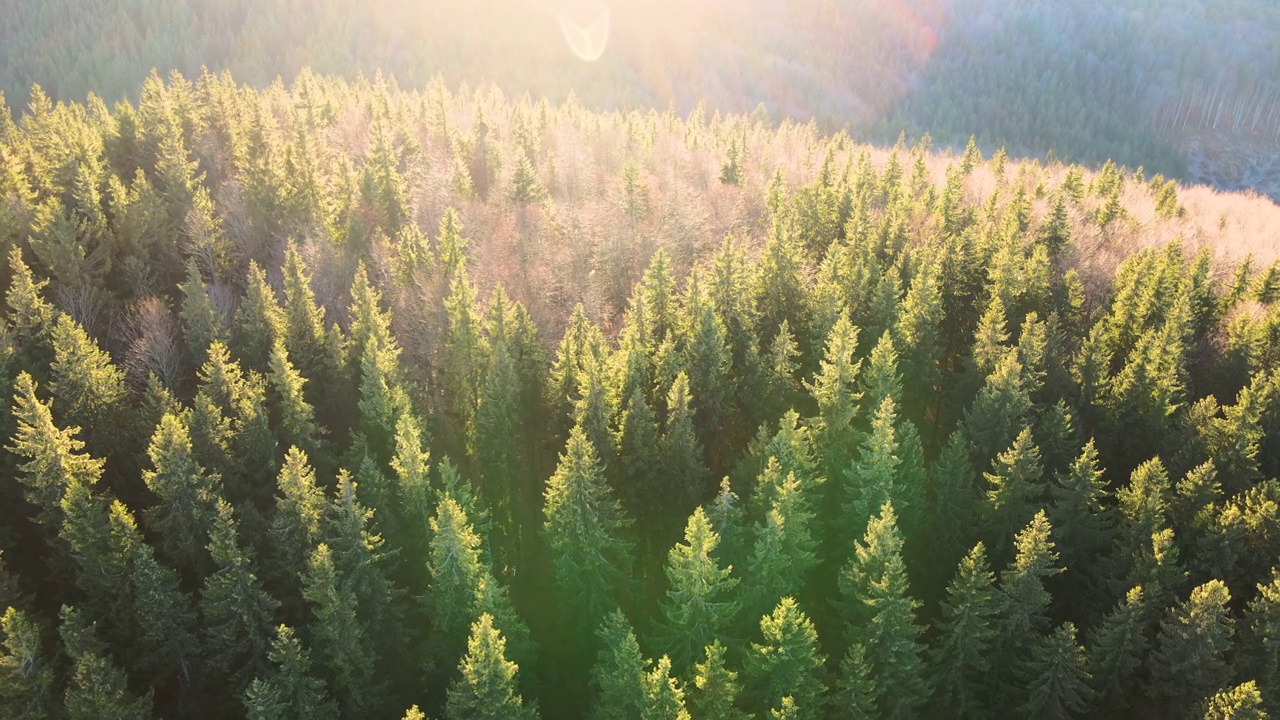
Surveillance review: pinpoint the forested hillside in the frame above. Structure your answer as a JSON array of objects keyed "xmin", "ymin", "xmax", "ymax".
[
  {"xmin": 4, "ymin": 0, "xmax": 1280, "ymax": 199},
  {"xmin": 2, "ymin": 70, "xmax": 1280, "ymax": 719}
]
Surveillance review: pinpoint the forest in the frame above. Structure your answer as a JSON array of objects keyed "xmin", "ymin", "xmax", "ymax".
[
  {"xmin": 4, "ymin": 0, "xmax": 1280, "ymax": 197},
  {"xmin": 0, "ymin": 68, "xmax": 1279, "ymax": 720}
]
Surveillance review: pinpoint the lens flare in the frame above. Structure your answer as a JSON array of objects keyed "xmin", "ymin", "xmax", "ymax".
[{"xmin": 557, "ymin": 1, "xmax": 610, "ymax": 62}]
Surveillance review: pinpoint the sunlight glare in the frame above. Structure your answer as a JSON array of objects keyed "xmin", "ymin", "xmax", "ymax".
[{"xmin": 557, "ymin": 1, "xmax": 610, "ymax": 62}]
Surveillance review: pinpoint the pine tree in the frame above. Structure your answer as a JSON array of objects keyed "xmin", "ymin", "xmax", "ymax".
[
  {"xmin": 746, "ymin": 598, "xmax": 826, "ymax": 720},
  {"xmin": 445, "ymin": 614, "xmax": 537, "ymax": 720},
  {"xmin": 542, "ymin": 425, "xmax": 631, "ymax": 636},
  {"xmin": 929, "ymin": 543, "xmax": 999, "ymax": 719},
  {"xmin": 657, "ymin": 507, "xmax": 740, "ymax": 672},
  {"xmin": 59, "ymin": 606, "xmax": 153, "ymax": 720},
  {"xmin": 689, "ymin": 641, "xmax": 749, "ymax": 720},
  {"xmin": 242, "ymin": 625, "xmax": 337, "ymax": 720},
  {"xmin": 0, "ymin": 607, "xmax": 54, "ymax": 720},
  {"xmin": 1018, "ymin": 623, "xmax": 1092, "ymax": 720},
  {"xmin": 837, "ymin": 501, "xmax": 929, "ymax": 718}
]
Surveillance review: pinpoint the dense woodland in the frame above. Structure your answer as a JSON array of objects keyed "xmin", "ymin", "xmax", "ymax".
[
  {"xmin": 0, "ymin": 69, "xmax": 1279, "ymax": 720},
  {"xmin": 4, "ymin": 0, "xmax": 1280, "ymax": 193}
]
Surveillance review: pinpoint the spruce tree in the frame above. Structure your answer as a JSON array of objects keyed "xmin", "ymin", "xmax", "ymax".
[
  {"xmin": 445, "ymin": 614, "xmax": 537, "ymax": 720},
  {"xmin": 746, "ymin": 598, "xmax": 826, "ymax": 720},
  {"xmin": 1202, "ymin": 682, "xmax": 1267, "ymax": 720},
  {"xmin": 1049, "ymin": 439, "xmax": 1113, "ymax": 600},
  {"xmin": 657, "ymin": 507, "xmax": 740, "ymax": 672},
  {"xmin": 689, "ymin": 641, "xmax": 749, "ymax": 720},
  {"xmin": 1243, "ymin": 570, "xmax": 1280, "ymax": 713},
  {"xmin": 993, "ymin": 511, "xmax": 1061, "ymax": 705},
  {"xmin": 47, "ymin": 313, "xmax": 125, "ymax": 455},
  {"xmin": 806, "ymin": 312, "xmax": 862, "ymax": 484},
  {"xmin": 661, "ymin": 372, "xmax": 711, "ymax": 517},
  {"xmin": 266, "ymin": 448, "xmax": 329, "ymax": 610},
  {"xmin": 615, "ymin": 387, "xmax": 661, "ymax": 521},
  {"xmin": 1087, "ymin": 586, "xmax": 1150, "ymax": 717},
  {"xmin": 1149, "ymin": 579, "xmax": 1235, "ymax": 713},
  {"xmin": 301, "ymin": 544, "xmax": 378, "ymax": 716},
  {"xmin": 200, "ymin": 499, "xmax": 280, "ymax": 693},
  {"xmin": 1018, "ymin": 623, "xmax": 1093, "ymax": 720},
  {"xmin": 983, "ymin": 427, "xmax": 1044, "ymax": 561},
  {"xmin": 744, "ymin": 462, "xmax": 818, "ymax": 624},
  {"xmin": 642, "ymin": 655, "xmax": 690, "ymax": 720},
  {"xmin": 180, "ymin": 258, "xmax": 228, "ymax": 366},
  {"xmin": 242, "ymin": 625, "xmax": 337, "ymax": 720},
  {"xmin": 0, "ymin": 607, "xmax": 55, "ymax": 720},
  {"xmin": 142, "ymin": 411, "xmax": 223, "ymax": 578},
  {"xmin": 929, "ymin": 543, "xmax": 999, "ymax": 719},
  {"xmin": 844, "ymin": 397, "xmax": 901, "ymax": 534},
  {"xmin": 591, "ymin": 610, "xmax": 648, "ymax": 720},
  {"xmin": 232, "ymin": 261, "xmax": 284, "ymax": 372},
  {"xmin": 9, "ymin": 371, "xmax": 104, "ymax": 527},
  {"xmin": 59, "ymin": 606, "xmax": 153, "ymax": 720},
  {"xmin": 428, "ymin": 495, "xmax": 486, "ymax": 657},
  {"xmin": 267, "ymin": 340, "xmax": 325, "ymax": 468},
  {"xmin": 542, "ymin": 425, "xmax": 631, "ymax": 637},
  {"xmin": 836, "ymin": 501, "xmax": 929, "ymax": 719}
]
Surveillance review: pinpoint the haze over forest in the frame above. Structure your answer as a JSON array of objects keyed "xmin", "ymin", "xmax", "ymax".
[{"xmin": 4, "ymin": 0, "xmax": 1280, "ymax": 199}]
